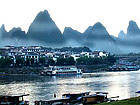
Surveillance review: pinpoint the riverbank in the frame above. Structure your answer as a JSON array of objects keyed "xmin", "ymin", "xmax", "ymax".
[
  {"xmin": 0, "ymin": 65, "xmax": 108, "ymax": 75},
  {"xmin": 95, "ymin": 96, "xmax": 140, "ymax": 105},
  {"xmin": 77, "ymin": 64, "xmax": 108, "ymax": 73},
  {"xmin": 0, "ymin": 67, "xmax": 43, "ymax": 75}
]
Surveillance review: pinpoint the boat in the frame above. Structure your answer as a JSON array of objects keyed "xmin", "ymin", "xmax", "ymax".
[
  {"xmin": 108, "ymin": 64, "xmax": 139, "ymax": 71},
  {"xmin": 40, "ymin": 66, "xmax": 83, "ymax": 76},
  {"xmin": 0, "ymin": 94, "xmax": 29, "ymax": 105},
  {"xmin": 35, "ymin": 92, "xmax": 90, "ymax": 105},
  {"xmin": 34, "ymin": 92, "xmax": 118, "ymax": 105},
  {"xmin": 35, "ymin": 98, "xmax": 70, "ymax": 105},
  {"xmin": 82, "ymin": 92, "xmax": 109, "ymax": 104},
  {"xmin": 62, "ymin": 92, "xmax": 90, "ymax": 104}
]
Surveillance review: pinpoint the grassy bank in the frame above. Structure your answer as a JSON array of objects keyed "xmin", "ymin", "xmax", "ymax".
[{"xmin": 95, "ymin": 96, "xmax": 140, "ymax": 105}]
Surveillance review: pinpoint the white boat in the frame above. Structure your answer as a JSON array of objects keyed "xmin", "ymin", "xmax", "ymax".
[
  {"xmin": 108, "ymin": 65, "xmax": 139, "ymax": 71},
  {"xmin": 40, "ymin": 66, "xmax": 82, "ymax": 76}
]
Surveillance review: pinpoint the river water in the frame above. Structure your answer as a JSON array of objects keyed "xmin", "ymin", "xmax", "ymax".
[{"xmin": 0, "ymin": 71, "xmax": 140, "ymax": 104}]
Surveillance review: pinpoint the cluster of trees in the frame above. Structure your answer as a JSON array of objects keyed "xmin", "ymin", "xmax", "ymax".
[
  {"xmin": 0, "ymin": 55, "xmax": 116, "ymax": 68},
  {"xmin": 47, "ymin": 57, "xmax": 75, "ymax": 66},
  {"xmin": 54, "ymin": 47, "xmax": 91, "ymax": 52},
  {"xmin": 0, "ymin": 57, "xmax": 46, "ymax": 67},
  {"xmin": 48, "ymin": 55, "xmax": 116, "ymax": 66},
  {"xmin": 76, "ymin": 55, "xmax": 116, "ymax": 65}
]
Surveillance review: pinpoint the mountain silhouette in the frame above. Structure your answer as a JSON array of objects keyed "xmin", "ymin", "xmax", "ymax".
[
  {"xmin": 63, "ymin": 27, "xmax": 84, "ymax": 46},
  {"xmin": 0, "ymin": 24, "xmax": 8, "ymax": 39},
  {"xmin": 83, "ymin": 22, "xmax": 121, "ymax": 54},
  {"xmin": 118, "ymin": 30, "xmax": 126, "ymax": 39},
  {"xmin": 127, "ymin": 20, "xmax": 140, "ymax": 36},
  {"xmin": 27, "ymin": 10, "xmax": 65, "ymax": 47},
  {"xmin": 116, "ymin": 20, "xmax": 140, "ymax": 53},
  {"xmin": 0, "ymin": 26, "xmax": 27, "ymax": 46},
  {"xmin": 1, "ymin": 10, "xmax": 140, "ymax": 54}
]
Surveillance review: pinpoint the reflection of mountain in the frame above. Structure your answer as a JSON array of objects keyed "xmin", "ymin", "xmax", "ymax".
[{"xmin": 27, "ymin": 10, "xmax": 65, "ymax": 47}]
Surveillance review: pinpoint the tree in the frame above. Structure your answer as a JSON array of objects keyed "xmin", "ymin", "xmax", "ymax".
[
  {"xmin": 16, "ymin": 57, "xmax": 25, "ymax": 67},
  {"xmin": 106, "ymin": 55, "xmax": 116, "ymax": 65},
  {"xmin": 31, "ymin": 58, "xmax": 34, "ymax": 66},
  {"xmin": 56, "ymin": 58, "xmax": 65, "ymax": 66},
  {"xmin": 0, "ymin": 57, "xmax": 13, "ymax": 67},
  {"xmin": 39, "ymin": 57, "xmax": 46, "ymax": 66},
  {"xmin": 48, "ymin": 59, "xmax": 55, "ymax": 66},
  {"xmin": 64, "ymin": 57, "xmax": 75, "ymax": 65},
  {"xmin": 25, "ymin": 58, "xmax": 31, "ymax": 66}
]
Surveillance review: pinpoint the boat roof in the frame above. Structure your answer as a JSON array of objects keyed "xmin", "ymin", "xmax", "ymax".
[
  {"xmin": 0, "ymin": 94, "xmax": 29, "ymax": 97},
  {"xmin": 49, "ymin": 66, "xmax": 76, "ymax": 68},
  {"xmin": 62, "ymin": 92, "xmax": 90, "ymax": 96},
  {"xmin": 96, "ymin": 92, "xmax": 108, "ymax": 94},
  {"xmin": 83, "ymin": 94, "xmax": 107, "ymax": 98},
  {"xmin": 36, "ymin": 98, "xmax": 70, "ymax": 103}
]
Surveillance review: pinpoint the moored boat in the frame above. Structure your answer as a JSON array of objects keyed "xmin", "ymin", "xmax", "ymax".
[
  {"xmin": 40, "ymin": 66, "xmax": 82, "ymax": 76},
  {"xmin": 62, "ymin": 92, "xmax": 90, "ymax": 104},
  {"xmin": 82, "ymin": 92, "xmax": 108, "ymax": 104},
  {"xmin": 108, "ymin": 64, "xmax": 139, "ymax": 71},
  {"xmin": 0, "ymin": 94, "xmax": 29, "ymax": 105},
  {"xmin": 34, "ymin": 92, "xmax": 90, "ymax": 105}
]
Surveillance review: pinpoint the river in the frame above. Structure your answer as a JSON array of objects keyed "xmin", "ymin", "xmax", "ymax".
[{"xmin": 0, "ymin": 71, "xmax": 140, "ymax": 104}]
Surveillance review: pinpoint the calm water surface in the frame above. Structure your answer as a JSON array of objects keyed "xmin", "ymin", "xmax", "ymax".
[{"xmin": 0, "ymin": 71, "xmax": 140, "ymax": 104}]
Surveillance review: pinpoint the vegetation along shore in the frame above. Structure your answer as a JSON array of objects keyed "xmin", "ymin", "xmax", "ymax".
[{"xmin": 95, "ymin": 96, "xmax": 140, "ymax": 105}]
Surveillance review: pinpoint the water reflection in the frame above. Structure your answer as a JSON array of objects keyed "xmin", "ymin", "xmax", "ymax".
[{"xmin": 0, "ymin": 71, "xmax": 140, "ymax": 104}]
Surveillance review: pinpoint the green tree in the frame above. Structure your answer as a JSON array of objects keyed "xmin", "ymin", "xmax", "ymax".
[
  {"xmin": 0, "ymin": 57, "xmax": 13, "ymax": 67},
  {"xmin": 31, "ymin": 58, "xmax": 34, "ymax": 66},
  {"xmin": 25, "ymin": 58, "xmax": 31, "ymax": 66},
  {"xmin": 16, "ymin": 57, "xmax": 25, "ymax": 67},
  {"xmin": 56, "ymin": 58, "xmax": 65, "ymax": 66},
  {"xmin": 106, "ymin": 55, "xmax": 116, "ymax": 65},
  {"xmin": 39, "ymin": 57, "xmax": 46, "ymax": 66},
  {"xmin": 65, "ymin": 57, "xmax": 75, "ymax": 65},
  {"xmin": 48, "ymin": 59, "xmax": 55, "ymax": 66}
]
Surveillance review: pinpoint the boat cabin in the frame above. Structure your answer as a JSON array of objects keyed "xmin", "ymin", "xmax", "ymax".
[
  {"xmin": 0, "ymin": 94, "xmax": 29, "ymax": 105},
  {"xmin": 34, "ymin": 98, "xmax": 70, "ymax": 105},
  {"xmin": 62, "ymin": 92, "xmax": 90, "ymax": 100},
  {"xmin": 83, "ymin": 92, "xmax": 108, "ymax": 104},
  {"xmin": 62, "ymin": 92, "xmax": 90, "ymax": 104}
]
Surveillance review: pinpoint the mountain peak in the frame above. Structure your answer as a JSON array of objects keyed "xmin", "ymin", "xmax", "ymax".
[
  {"xmin": 27, "ymin": 10, "xmax": 65, "ymax": 46},
  {"xmin": 129, "ymin": 20, "xmax": 137, "ymax": 25},
  {"xmin": 127, "ymin": 20, "xmax": 140, "ymax": 36},
  {"xmin": 0, "ymin": 24, "xmax": 7, "ymax": 32},
  {"xmin": 64, "ymin": 27, "xmax": 81, "ymax": 34},
  {"xmin": 64, "ymin": 27, "xmax": 73, "ymax": 30},
  {"xmin": 119, "ymin": 30, "xmax": 125, "ymax": 35},
  {"xmin": 93, "ymin": 22, "xmax": 105, "ymax": 29},
  {"xmin": 33, "ymin": 10, "xmax": 52, "ymax": 23},
  {"xmin": 1, "ymin": 24, "xmax": 5, "ymax": 28},
  {"xmin": 118, "ymin": 30, "xmax": 126, "ymax": 39}
]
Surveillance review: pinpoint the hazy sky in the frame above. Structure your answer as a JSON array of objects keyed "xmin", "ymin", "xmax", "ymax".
[{"xmin": 0, "ymin": 0, "xmax": 140, "ymax": 37}]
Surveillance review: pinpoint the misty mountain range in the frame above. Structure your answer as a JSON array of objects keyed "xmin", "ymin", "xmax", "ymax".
[{"xmin": 0, "ymin": 10, "xmax": 140, "ymax": 54}]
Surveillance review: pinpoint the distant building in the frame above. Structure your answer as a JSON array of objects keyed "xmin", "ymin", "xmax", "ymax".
[
  {"xmin": 91, "ymin": 51, "xmax": 108, "ymax": 58},
  {"xmin": 71, "ymin": 54, "xmax": 80, "ymax": 61}
]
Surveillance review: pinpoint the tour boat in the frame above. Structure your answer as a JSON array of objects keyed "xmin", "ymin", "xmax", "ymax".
[{"xmin": 40, "ymin": 66, "xmax": 83, "ymax": 76}]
